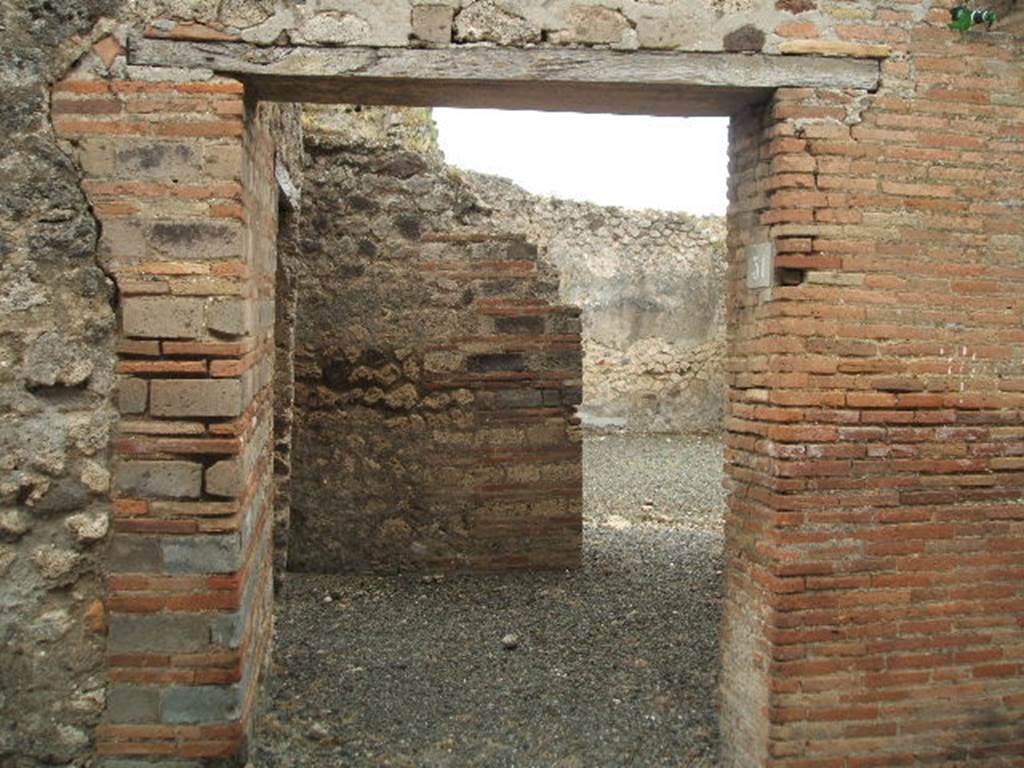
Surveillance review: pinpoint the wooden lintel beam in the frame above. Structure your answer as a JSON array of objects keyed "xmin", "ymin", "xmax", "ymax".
[{"xmin": 129, "ymin": 37, "xmax": 881, "ymax": 116}]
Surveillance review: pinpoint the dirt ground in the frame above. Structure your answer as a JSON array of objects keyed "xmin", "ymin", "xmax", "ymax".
[{"xmin": 253, "ymin": 433, "xmax": 726, "ymax": 767}]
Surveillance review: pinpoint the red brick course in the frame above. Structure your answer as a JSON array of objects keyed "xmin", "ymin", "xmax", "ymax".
[{"xmin": 720, "ymin": 15, "xmax": 1024, "ymax": 766}]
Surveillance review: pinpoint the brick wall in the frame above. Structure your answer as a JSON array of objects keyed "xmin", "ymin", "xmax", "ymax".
[
  {"xmin": 283, "ymin": 134, "xmax": 583, "ymax": 573},
  {"xmin": 53, "ymin": 69, "xmax": 294, "ymax": 762},
  {"xmin": 720, "ymin": 98, "xmax": 777, "ymax": 767},
  {"xmin": 718, "ymin": 14, "xmax": 1024, "ymax": 766}
]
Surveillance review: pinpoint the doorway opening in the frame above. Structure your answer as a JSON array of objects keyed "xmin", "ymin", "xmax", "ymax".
[
  {"xmin": 59, "ymin": 36, "xmax": 875, "ymax": 765},
  {"xmin": 257, "ymin": 104, "xmax": 731, "ymax": 766}
]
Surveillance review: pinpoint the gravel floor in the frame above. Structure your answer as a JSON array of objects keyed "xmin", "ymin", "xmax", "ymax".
[{"xmin": 253, "ymin": 433, "xmax": 726, "ymax": 767}]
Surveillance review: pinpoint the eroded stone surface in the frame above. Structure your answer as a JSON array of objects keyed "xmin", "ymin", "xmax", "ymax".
[
  {"xmin": 123, "ymin": 0, "xmax": 805, "ymax": 57},
  {"xmin": 454, "ymin": 0, "xmax": 541, "ymax": 45},
  {"xmin": 1, "ymin": 1, "xmax": 119, "ymax": 763}
]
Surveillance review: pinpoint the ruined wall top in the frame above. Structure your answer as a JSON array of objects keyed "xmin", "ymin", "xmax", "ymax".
[{"xmin": 130, "ymin": 0, "xmax": 952, "ymax": 58}]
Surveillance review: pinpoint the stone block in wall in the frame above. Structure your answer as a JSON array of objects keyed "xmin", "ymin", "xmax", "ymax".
[
  {"xmin": 99, "ymin": 219, "xmax": 147, "ymax": 266},
  {"xmin": 240, "ymin": 368, "xmax": 257, "ymax": 409},
  {"xmin": 204, "ymin": 143, "xmax": 244, "ymax": 179},
  {"xmin": 150, "ymin": 379, "xmax": 244, "ymax": 418},
  {"xmin": 102, "ymin": 220, "xmax": 244, "ymax": 268},
  {"xmin": 466, "ymin": 353, "xmax": 526, "ymax": 372},
  {"xmin": 105, "ymin": 686, "xmax": 161, "ymax": 724},
  {"xmin": 211, "ymin": 611, "xmax": 244, "ymax": 648},
  {"xmin": 78, "ymin": 138, "xmax": 202, "ymax": 179},
  {"xmin": 108, "ymin": 535, "xmax": 163, "ymax": 573},
  {"xmin": 205, "ymin": 415, "xmax": 271, "ymax": 498},
  {"xmin": 491, "ymin": 389, "xmax": 544, "ymax": 408},
  {"xmin": 32, "ymin": 479, "xmax": 90, "ymax": 516},
  {"xmin": 161, "ymin": 533, "xmax": 241, "ymax": 574},
  {"xmin": 205, "ymin": 458, "xmax": 244, "ymax": 498},
  {"xmin": 454, "ymin": 1, "xmax": 541, "ymax": 45},
  {"xmin": 117, "ymin": 378, "xmax": 148, "ymax": 415},
  {"xmin": 122, "ymin": 297, "xmax": 205, "ymax": 339},
  {"xmin": 114, "ymin": 460, "xmax": 202, "ymax": 499},
  {"xmin": 557, "ymin": 6, "xmax": 632, "ymax": 45},
  {"xmin": 161, "ymin": 685, "xmax": 241, "ymax": 724},
  {"xmin": 149, "ymin": 220, "xmax": 243, "ymax": 261},
  {"xmin": 412, "ymin": 4, "xmax": 454, "ymax": 43},
  {"xmin": 107, "ymin": 614, "xmax": 210, "ymax": 653},
  {"xmin": 494, "ymin": 315, "xmax": 545, "ymax": 334},
  {"xmin": 207, "ymin": 298, "xmax": 252, "ymax": 336}
]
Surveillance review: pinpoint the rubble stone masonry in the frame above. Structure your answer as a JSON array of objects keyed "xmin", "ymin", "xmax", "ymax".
[
  {"xmin": 283, "ymin": 130, "xmax": 583, "ymax": 573},
  {"xmin": 2, "ymin": 0, "xmax": 1023, "ymax": 765},
  {"xmin": 296, "ymin": 107, "xmax": 728, "ymax": 436}
]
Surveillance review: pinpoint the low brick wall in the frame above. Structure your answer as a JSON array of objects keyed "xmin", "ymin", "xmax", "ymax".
[{"xmin": 283, "ymin": 133, "xmax": 583, "ymax": 573}]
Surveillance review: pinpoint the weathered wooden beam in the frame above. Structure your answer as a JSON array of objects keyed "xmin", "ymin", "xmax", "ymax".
[{"xmin": 129, "ymin": 38, "xmax": 880, "ymax": 116}]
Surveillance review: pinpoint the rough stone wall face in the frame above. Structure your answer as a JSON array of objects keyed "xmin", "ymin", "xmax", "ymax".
[
  {"xmin": 466, "ymin": 173, "xmax": 728, "ymax": 433},
  {"xmin": 285, "ymin": 134, "xmax": 583, "ymax": 573},
  {"xmin": 1, "ymin": 4, "xmax": 125, "ymax": 764},
  {"xmin": 51, "ymin": 57, "xmax": 295, "ymax": 760},
  {"xmin": 124, "ymin": 0, "xmax": 844, "ymax": 55},
  {"xmin": 293, "ymin": 110, "xmax": 728, "ymax": 435}
]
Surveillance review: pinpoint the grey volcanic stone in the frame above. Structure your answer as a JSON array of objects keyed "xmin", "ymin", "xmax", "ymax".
[
  {"xmin": 162, "ymin": 685, "xmax": 241, "ymax": 724},
  {"xmin": 107, "ymin": 614, "xmax": 210, "ymax": 654},
  {"xmin": 162, "ymin": 533, "xmax": 241, "ymax": 574},
  {"xmin": 115, "ymin": 460, "xmax": 203, "ymax": 499},
  {"xmin": 150, "ymin": 378, "xmax": 244, "ymax": 418},
  {"xmin": 122, "ymin": 297, "xmax": 205, "ymax": 339},
  {"xmin": 106, "ymin": 686, "xmax": 160, "ymax": 724},
  {"xmin": 32, "ymin": 478, "xmax": 91, "ymax": 516}
]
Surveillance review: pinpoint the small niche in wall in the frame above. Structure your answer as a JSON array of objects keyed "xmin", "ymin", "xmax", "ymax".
[{"xmin": 775, "ymin": 267, "xmax": 807, "ymax": 286}]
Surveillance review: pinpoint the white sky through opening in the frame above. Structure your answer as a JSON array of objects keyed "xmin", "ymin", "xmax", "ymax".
[{"xmin": 434, "ymin": 108, "xmax": 729, "ymax": 216}]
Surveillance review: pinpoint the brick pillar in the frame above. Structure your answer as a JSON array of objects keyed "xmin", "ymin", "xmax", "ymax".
[
  {"xmin": 722, "ymin": 69, "xmax": 1024, "ymax": 763},
  {"xmin": 54, "ymin": 75, "xmax": 276, "ymax": 763},
  {"xmin": 719, "ymin": 97, "xmax": 780, "ymax": 768}
]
